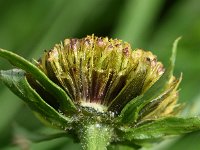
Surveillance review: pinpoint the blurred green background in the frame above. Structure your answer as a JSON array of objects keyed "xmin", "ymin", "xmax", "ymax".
[{"xmin": 0, "ymin": 0, "xmax": 200, "ymax": 149}]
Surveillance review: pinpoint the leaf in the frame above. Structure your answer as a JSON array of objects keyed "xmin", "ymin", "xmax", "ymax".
[
  {"xmin": 118, "ymin": 37, "xmax": 181, "ymax": 124},
  {"xmin": 118, "ymin": 117, "xmax": 200, "ymax": 142},
  {"xmin": 0, "ymin": 48, "xmax": 77, "ymax": 113},
  {"xmin": 0, "ymin": 69, "xmax": 72, "ymax": 129},
  {"xmin": 161, "ymin": 130, "xmax": 200, "ymax": 150}
]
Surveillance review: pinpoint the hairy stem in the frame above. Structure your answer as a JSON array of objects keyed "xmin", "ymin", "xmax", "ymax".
[{"xmin": 80, "ymin": 123, "xmax": 113, "ymax": 150}]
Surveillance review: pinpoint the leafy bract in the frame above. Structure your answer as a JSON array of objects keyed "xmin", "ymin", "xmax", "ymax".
[
  {"xmin": 0, "ymin": 48, "xmax": 76, "ymax": 113},
  {"xmin": 0, "ymin": 69, "xmax": 71, "ymax": 129},
  {"xmin": 118, "ymin": 37, "xmax": 182, "ymax": 123},
  {"xmin": 118, "ymin": 117, "xmax": 200, "ymax": 141}
]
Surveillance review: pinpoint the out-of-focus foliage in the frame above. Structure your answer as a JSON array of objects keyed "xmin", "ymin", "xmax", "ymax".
[{"xmin": 0, "ymin": 0, "xmax": 200, "ymax": 149}]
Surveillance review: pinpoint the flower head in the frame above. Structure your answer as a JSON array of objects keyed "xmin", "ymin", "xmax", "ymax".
[
  {"xmin": 31, "ymin": 35, "xmax": 175, "ymax": 117},
  {"xmin": 1, "ymin": 35, "xmax": 200, "ymax": 149}
]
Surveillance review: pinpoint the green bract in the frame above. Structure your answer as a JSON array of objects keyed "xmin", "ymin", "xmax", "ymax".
[{"xmin": 0, "ymin": 35, "xmax": 200, "ymax": 150}]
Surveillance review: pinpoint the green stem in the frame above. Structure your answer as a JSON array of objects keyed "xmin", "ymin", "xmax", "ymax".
[{"xmin": 80, "ymin": 123, "xmax": 113, "ymax": 150}]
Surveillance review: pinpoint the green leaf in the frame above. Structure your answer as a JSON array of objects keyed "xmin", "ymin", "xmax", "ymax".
[
  {"xmin": 0, "ymin": 48, "xmax": 77, "ymax": 113},
  {"xmin": 118, "ymin": 37, "xmax": 181, "ymax": 124},
  {"xmin": 0, "ymin": 69, "xmax": 72, "ymax": 129},
  {"xmin": 161, "ymin": 130, "xmax": 200, "ymax": 150},
  {"xmin": 118, "ymin": 117, "xmax": 200, "ymax": 142}
]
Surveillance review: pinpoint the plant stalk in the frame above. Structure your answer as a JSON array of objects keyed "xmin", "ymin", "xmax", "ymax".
[{"xmin": 80, "ymin": 123, "xmax": 113, "ymax": 150}]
